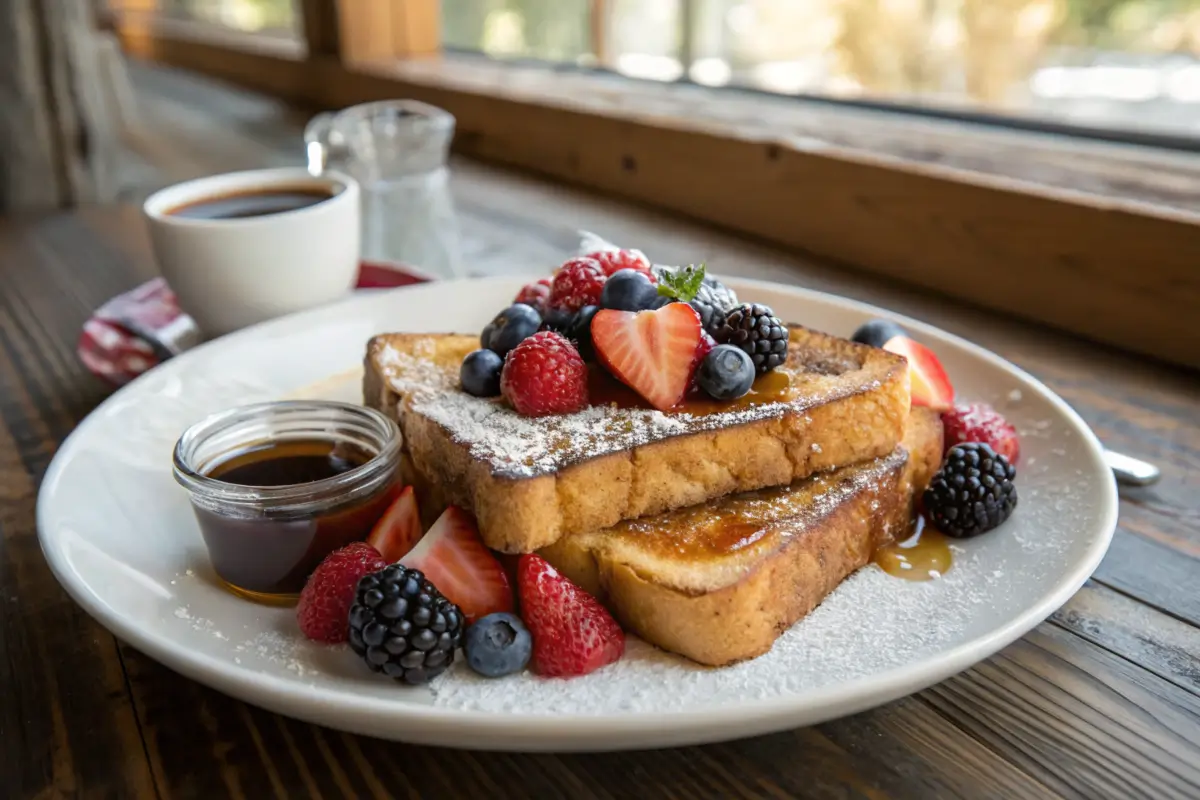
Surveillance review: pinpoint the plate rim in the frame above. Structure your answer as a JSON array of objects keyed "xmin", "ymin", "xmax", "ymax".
[{"xmin": 36, "ymin": 275, "xmax": 1120, "ymax": 749}]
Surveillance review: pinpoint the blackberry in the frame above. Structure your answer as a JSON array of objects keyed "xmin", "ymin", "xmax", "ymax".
[
  {"xmin": 715, "ymin": 303, "xmax": 788, "ymax": 374},
  {"xmin": 923, "ymin": 442, "xmax": 1018, "ymax": 539},
  {"xmin": 347, "ymin": 564, "xmax": 464, "ymax": 685},
  {"xmin": 653, "ymin": 266, "xmax": 738, "ymax": 336}
]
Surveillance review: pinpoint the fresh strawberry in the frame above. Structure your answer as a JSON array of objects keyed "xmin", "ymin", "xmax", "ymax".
[
  {"xmin": 514, "ymin": 277, "xmax": 553, "ymax": 314},
  {"xmin": 583, "ymin": 248, "xmax": 654, "ymax": 279},
  {"xmin": 296, "ymin": 542, "xmax": 387, "ymax": 643},
  {"xmin": 366, "ymin": 485, "xmax": 422, "ymax": 563},
  {"xmin": 500, "ymin": 331, "xmax": 589, "ymax": 416},
  {"xmin": 548, "ymin": 257, "xmax": 607, "ymax": 312},
  {"xmin": 941, "ymin": 402, "xmax": 1020, "ymax": 465},
  {"xmin": 591, "ymin": 303, "xmax": 703, "ymax": 411},
  {"xmin": 399, "ymin": 506, "xmax": 513, "ymax": 623},
  {"xmin": 883, "ymin": 337, "xmax": 954, "ymax": 411},
  {"xmin": 851, "ymin": 319, "xmax": 954, "ymax": 411},
  {"xmin": 516, "ymin": 554, "xmax": 624, "ymax": 678}
]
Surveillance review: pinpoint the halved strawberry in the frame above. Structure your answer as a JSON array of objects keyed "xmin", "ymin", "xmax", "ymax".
[
  {"xmin": 366, "ymin": 485, "xmax": 422, "ymax": 563},
  {"xmin": 399, "ymin": 506, "xmax": 514, "ymax": 623},
  {"xmin": 883, "ymin": 337, "xmax": 955, "ymax": 411},
  {"xmin": 591, "ymin": 303, "xmax": 703, "ymax": 411}
]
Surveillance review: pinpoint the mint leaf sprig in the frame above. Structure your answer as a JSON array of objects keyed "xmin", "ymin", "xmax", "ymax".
[{"xmin": 656, "ymin": 263, "xmax": 706, "ymax": 303}]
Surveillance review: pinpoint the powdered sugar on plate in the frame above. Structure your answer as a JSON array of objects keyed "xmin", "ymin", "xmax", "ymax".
[{"xmin": 422, "ymin": 449, "xmax": 1091, "ymax": 715}]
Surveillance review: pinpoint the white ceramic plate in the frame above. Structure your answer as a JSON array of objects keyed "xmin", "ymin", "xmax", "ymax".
[{"xmin": 38, "ymin": 276, "xmax": 1117, "ymax": 752}]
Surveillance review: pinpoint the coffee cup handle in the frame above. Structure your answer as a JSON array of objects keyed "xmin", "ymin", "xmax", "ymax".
[{"xmin": 304, "ymin": 112, "xmax": 342, "ymax": 177}]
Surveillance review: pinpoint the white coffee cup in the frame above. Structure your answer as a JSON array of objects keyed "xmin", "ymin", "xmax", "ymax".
[{"xmin": 143, "ymin": 167, "xmax": 361, "ymax": 336}]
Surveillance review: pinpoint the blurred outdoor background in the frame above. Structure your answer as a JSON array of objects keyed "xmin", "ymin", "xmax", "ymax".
[{"xmin": 135, "ymin": 0, "xmax": 1200, "ymax": 137}]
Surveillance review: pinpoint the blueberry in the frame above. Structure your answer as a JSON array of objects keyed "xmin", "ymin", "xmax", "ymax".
[
  {"xmin": 696, "ymin": 344, "xmax": 755, "ymax": 400},
  {"xmin": 601, "ymin": 269, "xmax": 658, "ymax": 312},
  {"xmin": 486, "ymin": 304, "xmax": 542, "ymax": 357},
  {"xmin": 541, "ymin": 306, "xmax": 573, "ymax": 335},
  {"xmin": 648, "ymin": 294, "xmax": 675, "ymax": 310},
  {"xmin": 463, "ymin": 612, "xmax": 532, "ymax": 678},
  {"xmin": 460, "ymin": 349, "xmax": 503, "ymax": 397},
  {"xmin": 480, "ymin": 321, "xmax": 497, "ymax": 351},
  {"xmin": 566, "ymin": 305, "xmax": 600, "ymax": 361},
  {"xmin": 851, "ymin": 319, "xmax": 907, "ymax": 349}
]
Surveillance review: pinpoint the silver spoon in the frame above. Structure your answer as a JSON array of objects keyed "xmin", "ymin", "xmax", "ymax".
[{"xmin": 1105, "ymin": 450, "xmax": 1161, "ymax": 486}]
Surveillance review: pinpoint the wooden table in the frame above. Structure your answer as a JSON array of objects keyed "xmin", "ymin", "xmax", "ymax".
[{"xmin": 4, "ymin": 65, "xmax": 1200, "ymax": 800}]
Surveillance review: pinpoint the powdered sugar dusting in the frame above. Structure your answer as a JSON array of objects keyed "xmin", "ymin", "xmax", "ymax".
[
  {"xmin": 377, "ymin": 341, "xmax": 845, "ymax": 479},
  {"xmin": 423, "ymin": 424, "xmax": 1097, "ymax": 715}
]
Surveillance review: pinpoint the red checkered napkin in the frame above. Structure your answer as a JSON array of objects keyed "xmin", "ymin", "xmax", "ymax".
[{"xmin": 78, "ymin": 260, "xmax": 431, "ymax": 386}]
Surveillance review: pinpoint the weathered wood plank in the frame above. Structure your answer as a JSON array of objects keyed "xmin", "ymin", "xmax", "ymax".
[
  {"xmin": 0, "ymin": 264, "xmax": 157, "ymax": 799},
  {"xmin": 920, "ymin": 624, "xmax": 1200, "ymax": 799},
  {"xmin": 1052, "ymin": 583, "xmax": 1200, "ymax": 697}
]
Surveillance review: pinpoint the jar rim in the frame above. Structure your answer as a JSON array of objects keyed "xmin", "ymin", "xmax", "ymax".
[{"xmin": 172, "ymin": 400, "xmax": 401, "ymax": 511}]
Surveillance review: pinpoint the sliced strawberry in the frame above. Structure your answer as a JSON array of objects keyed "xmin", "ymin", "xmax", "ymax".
[
  {"xmin": 399, "ymin": 506, "xmax": 513, "ymax": 623},
  {"xmin": 883, "ymin": 337, "xmax": 955, "ymax": 411},
  {"xmin": 517, "ymin": 554, "xmax": 624, "ymax": 678},
  {"xmin": 591, "ymin": 303, "xmax": 703, "ymax": 411},
  {"xmin": 366, "ymin": 485, "xmax": 422, "ymax": 563}
]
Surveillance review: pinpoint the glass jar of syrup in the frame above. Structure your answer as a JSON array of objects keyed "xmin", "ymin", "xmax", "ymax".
[{"xmin": 172, "ymin": 400, "xmax": 401, "ymax": 604}]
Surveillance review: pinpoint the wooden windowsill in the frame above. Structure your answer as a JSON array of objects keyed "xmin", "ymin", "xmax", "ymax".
[
  {"xmin": 114, "ymin": 23, "xmax": 1200, "ymax": 371},
  {"xmin": 366, "ymin": 55, "xmax": 1200, "ymax": 217}
]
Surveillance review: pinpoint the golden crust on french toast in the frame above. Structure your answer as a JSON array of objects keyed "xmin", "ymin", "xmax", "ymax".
[
  {"xmin": 537, "ymin": 408, "xmax": 944, "ymax": 666},
  {"xmin": 363, "ymin": 325, "xmax": 912, "ymax": 554}
]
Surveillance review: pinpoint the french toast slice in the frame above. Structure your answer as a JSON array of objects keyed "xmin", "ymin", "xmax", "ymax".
[
  {"xmin": 536, "ymin": 408, "xmax": 944, "ymax": 666},
  {"xmin": 364, "ymin": 325, "xmax": 910, "ymax": 553}
]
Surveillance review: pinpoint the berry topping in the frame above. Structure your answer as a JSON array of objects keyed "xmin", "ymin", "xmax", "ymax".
[
  {"xmin": 696, "ymin": 344, "xmax": 756, "ymax": 400},
  {"xmin": 850, "ymin": 319, "xmax": 954, "ymax": 410},
  {"xmin": 850, "ymin": 319, "xmax": 907, "ymax": 349},
  {"xmin": 942, "ymin": 403, "xmax": 1020, "ymax": 465},
  {"xmin": 399, "ymin": 506, "xmax": 514, "ymax": 624},
  {"xmin": 695, "ymin": 330, "xmax": 716, "ymax": 362},
  {"xmin": 882, "ymin": 336, "xmax": 954, "ymax": 411},
  {"xmin": 460, "ymin": 349, "xmax": 504, "ymax": 397},
  {"xmin": 484, "ymin": 303, "xmax": 542, "ymax": 358},
  {"xmin": 923, "ymin": 442, "xmax": 1018, "ymax": 539},
  {"xmin": 366, "ymin": 485, "xmax": 423, "ymax": 563},
  {"xmin": 540, "ymin": 306, "xmax": 574, "ymax": 335},
  {"xmin": 296, "ymin": 542, "xmax": 387, "ymax": 643},
  {"xmin": 516, "ymin": 554, "xmax": 625, "ymax": 678},
  {"xmin": 348, "ymin": 564, "xmax": 464, "ymax": 684},
  {"xmin": 655, "ymin": 265, "xmax": 740, "ymax": 338},
  {"xmin": 566, "ymin": 304, "xmax": 600, "ymax": 361},
  {"xmin": 549, "ymin": 257, "xmax": 607, "ymax": 312},
  {"xmin": 463, "ymin": 612, "xmax": 533, "ymax": 678},
  {"xmin": 591, "ymin": 302, "xmax": 704, "ymax": 411},
  {"xmin": 513, "ymin": 277, "xmax": 553, "ymax": 314},
  {"xmin": 600, "ymin": 268, "xmax": 658, "ymax": 312},
  {"xmin": 500, "ymin": 331, "xmax": 590, "ymax": 416},
  {"xmin": 715, "ymin": 303, "xmax": 788, "ymax": 374},
  {"xmin": 583, "ymin": 248, "xmax": 653, "ymax": 278}
]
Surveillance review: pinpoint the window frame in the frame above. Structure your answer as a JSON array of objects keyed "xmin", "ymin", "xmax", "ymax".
[{"xmin": 109, "ymin": 1, "xmax": 1200, "ymax": 371}]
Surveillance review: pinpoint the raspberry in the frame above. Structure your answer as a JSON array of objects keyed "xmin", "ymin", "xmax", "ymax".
[
  {"xmin": 500, "ymin": 331, "xmax": 589, "ymax": 416},
  {"xmin": 548, "ymin": 257, "xmax": 606, "ymax": 312},
  {"xmin": 583, "ymin": 249, "xmax": 654, "ymax": 279},
  {"xmin": 941, "ymin": 403, "xmax": 1020, "ymax": 465},
  {"xmin": 513, "ymin": 278, "xmax": 552, "ymax": 313},
  {"xmin": 296, "ymin": 542, "xmax": 387, "ymax": 643}
]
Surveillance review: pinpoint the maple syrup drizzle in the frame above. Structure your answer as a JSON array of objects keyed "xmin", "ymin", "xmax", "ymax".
[
  {"xmin": 587, "ymin": 366, "xmax": 794, "ymax": 414},
  {"xmin": 873, "ymin": 516, "xmax": 953, "ymax": 581}
]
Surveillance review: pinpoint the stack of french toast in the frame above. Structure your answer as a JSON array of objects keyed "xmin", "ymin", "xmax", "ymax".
[{"xmin": 361, "ymin": 253, "xmax": 959, "ymax": 668}]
